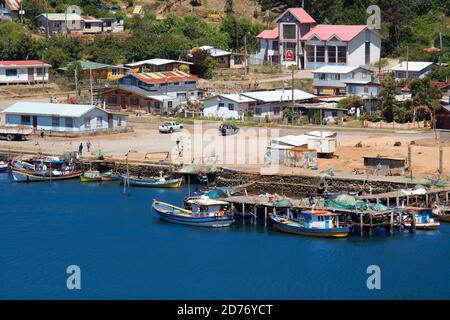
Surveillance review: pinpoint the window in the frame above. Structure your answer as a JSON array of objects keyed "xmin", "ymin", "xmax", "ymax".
[
  {"xmin": 316, "ymin": 46, "xmax": 325, "ymax": 63},
  {"xmin": 218, "ymin": 102, "xmax": 225, "ymax": 108},
  {"xmin": 319, "ymin": 73, "xmax": 326, "ymax": 80},
  {"xmin": 272, "ymin": 40, "xmax": 279, "ymax": 49},
  {"xmin": 305, "ymin": 46, "xmax": 315, "ymax": 62},
  {"xmin": 168, "ymin": 101, "xmax": 173, "ymax": 108},
  {"xmin": 36, "ymin": 68, "xmax": 44, "ymax": 76},
  {"xmin": 177, "ymin": 93, "xmax": 187, "ymax": 100},
  {"xmin": 364, "ymin": 86, "xmax": 369, "ymax": 93},
  {"xmin": 65, "ymin": 117, "xmax": 73, "ymax": 128},
  {"xmin": 117, "ymin": 116, "xmax": 122, "ymax": 127},
  {"xmin": 52, "ymin": 116, "xmax": 59, "ymax": 128},
  {"xmin": 332, "ymin": 111, "xmax": 338, "ymax": 117},
  {"xmin": 273, "ymin": 107, "xmax": 281, "ymax": 115},
  {"xmin": 365, "ymin": 42, "xmax": 370, "ymax": 65},
  {"xmin": 84, "ymin": 117, "xmax": 91, "ymax": 128},
  {"xmin": 85, "ymin": 22, "xmax": 91, "ymax": 29},
  {"xmin": 21, "ymin": 115, "xmax": 31, "ymax": 125},
  {"xmin": 330, "ymin": 74, "xmax": 341, "ymax": 80},
  {"xmin": 130, "ymin": 97, "xmax": 139, "ymax": 105},
  {"xmin": 172, "ymin": 82, "xmax": 180, "ymax": 86},
  {"xmin": 6, "ymin": 69, "xmax": 17, "ymax": 77},
  {"xmin": 185, "ymin": 81, "xmax": 196, "ymax": 85},
  {"xmin": 282, "ymin": 24, "xmax": 296, "ymax": 40},
  {"xmin": 362, "ymin": 71, "xmax": 367, "ymax": 79},
  {"xmin": 112, "ymin": 68, "xmax": 121, "ymax": 76},
  {"xmin": 338, "ymin": 47, "xmax": 347, "ymax": 63},
  {"xmin": 107, "ymin": 96, "xmax": 118, "ymax": 105},
  {"xmin": 327, "ymin": 46, "xmax": 336, "ymax": 63},
  {"xmin": 228, "ymin": 103, "xmax": 235, "ymax": 111},
  {"xmin": 255, "ymin": 108, "xmax": 262, "ymax": 116},
  {"xmin": 97, "ymin": 116, "xmax": 103, "ymax": 127}
]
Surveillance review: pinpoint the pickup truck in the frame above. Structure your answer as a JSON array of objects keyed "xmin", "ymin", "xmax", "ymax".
[
  {"xmin": 159, "ymin": 122, "xmax": 183, "ymax": 134},
  {"xmin": 0, "ymin": 126, "xmax": 33, "ymax": 141}
]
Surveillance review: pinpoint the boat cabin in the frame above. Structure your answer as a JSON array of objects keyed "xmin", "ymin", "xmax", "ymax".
[
  {"xmin": 405, "ymin": 207, "xmax": 433, "ymax": 224},
  {"xmin": 188, "ymin": 198, "xmax": 229, "ymax": 216},
  {"xmin": 299, "ymin": 210, "xmax": 340, "ymax": 229}
]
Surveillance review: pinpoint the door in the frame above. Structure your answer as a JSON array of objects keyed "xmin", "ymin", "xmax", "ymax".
[
  {"xmin": 120, "ymin": 96, "xmax": 126, "ymax": 109},
  {"xmin": 108, "ymin": 114, "xmax": 113, "ymax": 129},
  {"xmin": 28, "ymin": 68, "xmax": 34, "ymax": 82},
  {"xmin": 32, "ymin": 116, "xmax": 37, "ymax": 129}
]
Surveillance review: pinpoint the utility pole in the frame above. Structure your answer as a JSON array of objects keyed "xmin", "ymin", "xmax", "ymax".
[
  {"xmin": 41, "ymin": 51, "xmax": 45, "ymax": 96},
  {"xmin": 89, "ymin": 68, "xmax": 93, "ymax": 105},
  {"xmin": 74, "ymin": 67, "xmax": 78, "ymax": 102},
  {"xmin": 244, "ymin": 34, "xmax": 248, "ymax": 77},
  {"xmin": 406, "ymin": 46, "xmax": 409, "ymax": 79},
  {"xmin": 291, "ymin": 66, "xmax": 295, "ymax": 112}
]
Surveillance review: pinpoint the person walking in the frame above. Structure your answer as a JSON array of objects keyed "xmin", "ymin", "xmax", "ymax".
[
  {"xmin": 86, "ymin": 140, "xmax": 92, "ymax": 152},
  {"xmin": 78, "ymin": 142, "xmax": 83, "ymax": 156}
]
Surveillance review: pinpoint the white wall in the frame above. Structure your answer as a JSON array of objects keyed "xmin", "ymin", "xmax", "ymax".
[
  {"xmin": 0, "ymin": 67, "xmax": 49, "ymax": 84},
  {"xmin": 348, "ymin": 29, "xmax": 381, "ymax": 66}
]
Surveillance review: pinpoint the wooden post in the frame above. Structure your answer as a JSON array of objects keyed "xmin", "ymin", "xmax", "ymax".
[
  {"xmin": 426, "ymin": 193, "xmax": 429, "ymax": 206},
  {"xmin": 390, "ymin": 210, "xmax": 394, "ymax": 234},
  {"xmin": 242, "ymin": 203, "xmax": 245, "ymax": 225},
  {"xmin": 360, "ymin": 213, "xmax": 364, "ymax": 237},
  {"xmin": 439, "ymin": 146, "xmax": 443, "ymax": 176},
  {"xmin": 406, "ymin": 196, "xmax": 409, "ymax": 205},
  {"xmin": 408, "ymin": 144, "xmax": 412, "ymax": 181},
  {"xmin": 253, "ymin": 206, "xmax": 257, "ymax": 225},
  {"xmin": 369, "ymin": 214, "xmax": 373, "ymax": 237},
  {"xmin": 264, "ymin": 206, "xmax": 268, "ymax": 227},
  {"xmin": 399, "ymin": 210, "xmax": 403, "ymax": 230},
  {"xmin": 410, "ymin": 211, "xmax": 416, "ymax": 233},
  {"xmin": 396, "ymin": 196, "xmax": 399, "ymax": 207},
  {"xmin": 446, "ymin": 192, "xmax": 449, "ymax": 203},
  {"xmin": 387, "ymin": 197, "xmax": 390, "ymax": 207}
]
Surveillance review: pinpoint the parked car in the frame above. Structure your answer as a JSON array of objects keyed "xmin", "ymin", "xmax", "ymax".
[
  {"xmin": 159, "ymin": 122, "xmax": 183, "ymax": 133},
  {"xmin": 219, "ymin": 124, "xmax": 240, "ymax": 136}
]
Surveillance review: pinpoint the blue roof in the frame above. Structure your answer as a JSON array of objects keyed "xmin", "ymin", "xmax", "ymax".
[{"xmin": 2, "ymin": 102, "xmax": 96, "ymax": 117}]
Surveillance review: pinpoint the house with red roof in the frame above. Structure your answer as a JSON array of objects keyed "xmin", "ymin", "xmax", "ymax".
[
  {"xmin": 0, "ymin": 60, "xmax": 51, "ymax": 85},
  {"xmin": 0, "ymin": 0, "xmax": 21, "ymax": 19},
  {"xmin": 251, "ymin": 7, "xmax": 381, "ymax": 69},
  {"xmin": 101, "ymin": 71, "xmax": 202, "ymax": 114}
]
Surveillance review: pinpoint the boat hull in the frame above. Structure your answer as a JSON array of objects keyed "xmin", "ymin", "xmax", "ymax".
[
  {"xmin": 152, "ymin": 200, "xmax": 234, "ymax": 228},
  {"xmin": 80, "ymin": 175, "xmax": 102, "ymax": 182},
  {"xmin": 0, "ymin": 165, "xmax": 10, "ymax": 173},
  {"xmin": 12, "ymin": 169, "xmax": 83, "ymax": 182},
  {"xmin": 436, "ymin": 215, "xmax": 450, "ymax": 222},
  {"xmin": 404, "ymin": 222, "xmax": 440, "ymax": 230},
  {"xmin": 121, "ymin": 177, "xmax": 183, "ymax": 188},
  {"xmin": 270, "ymin": 215, "xmax": 349, "ymax": 238}
]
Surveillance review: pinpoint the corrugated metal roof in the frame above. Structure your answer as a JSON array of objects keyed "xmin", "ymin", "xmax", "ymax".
[
  {"xmin": 220, "ymin": 94, "xmax": 257, "ymax": 103},
  {"xmin": 38, "ymin": 13, "xmax": 83, "ymax": 21},
  {"xmin": 275, "ymin": 8, "xmax": 316, "ymax": 24},
  {"xmin": 271, "ymin": 135, "xmax": 309, "ymax": 147},
  {"xmin": 241, "ymin": 89, "xmax": 316, "ymax": 103},
  {"xmin": 130, "ymin": 71, "xmax": 198, "ymax": 84},
  {"xmin": 312, "ymin": 65, "xmax": 364, "ymax": 74},
  {"xmin": 0, "ymin": 60, "xmax": 51, "ymax": 67},
  {"xmin": 5, "ymin": 0, "xmax": 21, "ymax": 11},
  {"xmin": 126, "ymin": 58, "xmax": 192, "ymax": 67},
  {"xmin": 256, "ymin": 27, "xmax": 279, "ymax": 39},
  {"xmin": 2, "ymin": 102, "xmax": 95, "ymax": 117},
  {"xmin": 390, "ymin": 61, "xmax": 434, "ymax": 72},
  {"xmin": 301, "ymin": 25, "xmax": 367, "ymax": 42}
]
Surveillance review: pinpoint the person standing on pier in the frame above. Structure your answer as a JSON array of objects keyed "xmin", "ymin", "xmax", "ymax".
[
  {"xmin": 78, "ymin": 143, "xmax": 83, "ymax": 156},
  {"xmin": 86, "ymin": 140, "xmax": 92, "ymax": 153}
]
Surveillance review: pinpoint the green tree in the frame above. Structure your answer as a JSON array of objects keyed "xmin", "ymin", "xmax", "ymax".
[
  {"xmin": 0, "ymin": 20, "xmax": 32, "ymax": 60},
  {"xmin": 378, "ymin": 75, "xmax": 398, "ymax": 122}
]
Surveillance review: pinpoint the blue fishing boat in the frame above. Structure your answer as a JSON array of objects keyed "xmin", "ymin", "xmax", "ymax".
[
  {"xmin": 402, "ymin": 207, "xmax": 440, "ymax": 230},
  {"xmin": 270, "ymin": 210, "xmax": 350, "ymax": 238},
  {"xmin": 10, "ymin": 157, "xmax": 82, "ymax": 182},
  {"xmin": 152, "ymin": 196, "xmax": 234, "ymax": 227}
]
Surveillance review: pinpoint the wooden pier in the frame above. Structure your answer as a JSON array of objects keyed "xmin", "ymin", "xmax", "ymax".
[{"xmin": 219, "ymin": 195, "xmax": 416, "ymax": 237}]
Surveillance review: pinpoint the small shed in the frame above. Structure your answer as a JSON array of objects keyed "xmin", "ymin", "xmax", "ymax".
[
  {"xmin": 265, "ymin": 145, "xmax": 317, "ymax": 168},
  {"xmin": 436, "ymin": 105, "xmax": 450, "ymax": 130},
  {"xmin": 363, "ymin": 156, "xmax": 406, "ymax": 175}
]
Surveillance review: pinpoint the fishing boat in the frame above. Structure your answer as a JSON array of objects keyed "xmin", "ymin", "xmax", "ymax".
[
  {"xmin": 120, "ymin": 174, "xmax": 183, "ymax": 188},
  {"xmin": 152, "ymin": 196, "xmax": 234, "ymax": 227},
  {"xmin": 432, "ymin": 204, "xmax": 450, "ymax": 222},
  {"xmin": 403, "ymin": 207, "xmax": 440, "ymax": 230},
  {"xmin": 12, "ymin": 167, "xmax": 83, "ymax": 182},
  {"xmin": 269, "ymin": 210, "xmax": 350, "ymax": 238},
  {"xmin": 0, "ymin": 161, "xmax": 9, "ymax": 172},
  {"xmin": 80, "ymin": 170, "xmax": 114, "ymax": 182}
]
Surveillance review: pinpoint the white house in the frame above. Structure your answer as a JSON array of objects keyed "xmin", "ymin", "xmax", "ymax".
[
  {"xmin": 2, "ymin": 102, "xmax": 126, "ymax": 132},
  {"xmin": 390, "ymin": 61, "xmax": 434, "ymax": 80},
  {"xmin": 100, "ymin": 17, "xmax": 124, "ymax": 33},
  {"xmin": 0, "ymin": 60, "xmax": 51, "ymax": 84},
  {"xmin": 82, "ymin": 16, "xmax": 103, "ymax": 34},
  {"xmin": 312, "ymin": 65, "xmax": 373, "ymax": 95},
  {"xmin": 202, "ymin": 94, "xmax": 257, "ymax": 119},
  {"xmin": 202, "ymin": 89, "xmax": 316, "ymax": 119},
  {"xmin": 252, "ymin": 7, "xmax": 382, "ymax": 69}
]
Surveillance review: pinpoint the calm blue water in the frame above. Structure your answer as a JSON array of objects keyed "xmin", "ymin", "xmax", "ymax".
[{"xmin": 0, "ymin": 172, "xmax": 449, "ymax": 300}]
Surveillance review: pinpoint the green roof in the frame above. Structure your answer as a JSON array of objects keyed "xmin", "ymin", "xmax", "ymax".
[{"xmin": 59, "ymin": 60, "xmax": 121, "ymax": 71}]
